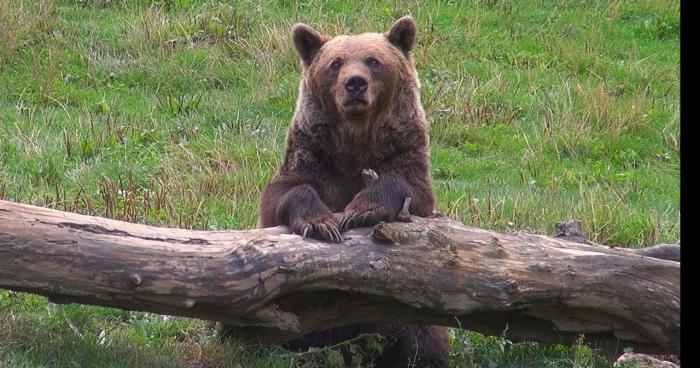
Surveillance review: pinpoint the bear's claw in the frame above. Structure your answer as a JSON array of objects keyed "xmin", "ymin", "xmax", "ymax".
[{"xmin": 293, "ymin": 214, "xmax": 342, "ymax": 243}]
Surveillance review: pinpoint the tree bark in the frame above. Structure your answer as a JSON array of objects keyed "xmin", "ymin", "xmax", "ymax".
[{"xmin": 0, "ymin": 200, "xmax": 679, "ymax": 356}]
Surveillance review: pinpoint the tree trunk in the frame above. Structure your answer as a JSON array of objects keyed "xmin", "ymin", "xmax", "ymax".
[{"xmin": 0, "ymin": 200, "xmax": 680, "ymax": 356}]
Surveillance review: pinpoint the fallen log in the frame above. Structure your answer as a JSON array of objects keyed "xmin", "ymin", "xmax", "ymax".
[{"xmin": 0, "ymin": 200, "xmax": 679, "ymax": 356}]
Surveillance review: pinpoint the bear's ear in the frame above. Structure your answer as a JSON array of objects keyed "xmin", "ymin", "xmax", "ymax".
[
  {"xmin": 387, "ymin": 16, "xmax": 417, "ymax": 55},
  {"xmin": 292, "ymin": 23, "xmax": 328, "ymax": 66}
]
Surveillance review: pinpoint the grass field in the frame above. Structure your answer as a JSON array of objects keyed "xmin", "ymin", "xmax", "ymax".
[{"xmin": 0, "ymin": 0, "xmax": 679, "ymax": 367}]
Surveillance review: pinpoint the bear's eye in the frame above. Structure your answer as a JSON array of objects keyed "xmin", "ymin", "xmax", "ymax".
[
  {"xmin": 366, "ymin": 57, "xmax": 381, "ymax": 67},
  {"xmin": 330, "ymin": 60, "xmax": 343, "ymax": 71}
]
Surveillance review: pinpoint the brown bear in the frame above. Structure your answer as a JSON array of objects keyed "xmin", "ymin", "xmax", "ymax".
[{"xmin": 258, "ymin": 16, "xmax": 450, "ymax": 367}]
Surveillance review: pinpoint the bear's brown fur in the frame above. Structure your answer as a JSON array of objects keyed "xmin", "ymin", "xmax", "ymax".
[{"xmin": 257, "ymin": 16, "xmax": 450, "ymax": 367}]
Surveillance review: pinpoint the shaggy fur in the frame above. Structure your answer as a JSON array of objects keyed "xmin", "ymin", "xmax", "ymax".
[{"xmin": 256, "ymin": 16, "xmax": 450, "ymax": 367}]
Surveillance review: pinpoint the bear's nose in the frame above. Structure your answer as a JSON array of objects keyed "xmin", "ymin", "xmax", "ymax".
[{"xmin": 344, "ymin": 76, "xmax": 368, "ymax": 93}]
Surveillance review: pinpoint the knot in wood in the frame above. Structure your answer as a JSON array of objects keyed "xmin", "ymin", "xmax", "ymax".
[
  {"xmin": 555, "ymin": 219, "xmax": 593, "ymax": 244},
  {"xmin": 369, "ymin": 258, "xmax": 389, "ymax": 270},
  {"xmin": 529, "ymin": 263, "xmax": 553, "ymax": 273},
  {"xmin": 479, "ymin": 236, "xmax": 506, "ymax": 258},
  {"xmin": 371, "ymin": 222, "xmax": 400, "ymax": 244},
  {"xmin": 505, "ymin": 279, "xmax": 519, "ymax": 293},
  {"xmin": 426, "ymin": 228, "xmax": 451, "ymax": 248},
  {"xmin": 555, "ymin": 219, "xmax": 585, "ymax": 238},
  {"xmin": 129, "ymin": 273, "xmax": 142, "ymax": 286}
]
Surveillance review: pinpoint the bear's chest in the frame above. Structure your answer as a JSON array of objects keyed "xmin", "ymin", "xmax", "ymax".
[{"xmin": 330, "ymin": 131, "xmax": 395, "ymax": 175}]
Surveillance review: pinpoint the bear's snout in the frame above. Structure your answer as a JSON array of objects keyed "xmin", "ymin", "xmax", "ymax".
[{"xmin": 344, "ymin": 75, "xmax": 368, "ymax": 93}]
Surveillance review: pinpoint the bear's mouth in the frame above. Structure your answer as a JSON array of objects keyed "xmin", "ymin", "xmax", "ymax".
[{"xmin": 344, "ymin": 98, "xmax": 368, "ymax": 107}]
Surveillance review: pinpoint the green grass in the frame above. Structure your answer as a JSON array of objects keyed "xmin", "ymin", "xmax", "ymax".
[{"xmin": 0, "ymin": 0, "xmax": 679, "ymax": 366}]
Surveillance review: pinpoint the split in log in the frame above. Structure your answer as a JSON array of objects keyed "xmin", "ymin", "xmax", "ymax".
[{"xmin": 0, "ymin": 200, "xmax": 680, "ymax": 357}]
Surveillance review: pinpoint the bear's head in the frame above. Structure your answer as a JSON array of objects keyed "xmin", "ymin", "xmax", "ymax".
[{"xmin": 292, "ymin": 16, "xmax": 419, "ymax": 122}]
